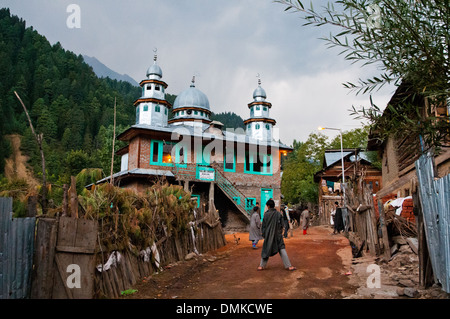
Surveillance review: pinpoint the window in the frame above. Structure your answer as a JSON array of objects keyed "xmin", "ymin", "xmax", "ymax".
[
  {"xmin": 247, "ymin": 124, "xmax": 251, "ymax": 130},
  {"xmin": 263, "ymin": 106, "xmax": 268, "ymax": 111},
  {"xmin": 224, "ymin": 149, "xmax": 235, "ymax": 172},
  {"xmin": 256, "ymin": 106, "xmax": 260, "ymax": 111},
  {"xmin": 175, "ymin": 145, "xmax": 187, "ymax": 167},
  {"xmin": 143, "ymin": 105, "xmax": 148, "ymax": 111},
  {"xmin": 194, "ymin": 110, "xmax": 198, "ymax": 115},
  {"xmin": 155, "ymin": 105, "xmax": 160, "ymax": 112},
  {"xmin": 245, "ymin": 198, "xmax": 256, "ymax": 212},
  {"xmin": 150, "ymin": 140, "xmax": 174, "ymax": 166},
  {"xmin": 162, "ymin": 144, "xmax": 173, "ymax": 164},
  {"xmin": 136, "ymin": 106, "xmax": 140, "ymax": 123},
  {"xmin": 196, "ymin": 146, "xmax": 210, "ymax": 166},
  {"xmin": 164, "ymin": 108, "xmax": 167, "ymax": 115},
  {"xmin": 265, "ymin": 124, "xmax": 270, "ymax": 130},
  {"xmin": 151, "ymin": 141, "xmax": 159, "ymax": 163},
  {"xmin": 244, "ymin": 152, "xmax": 272, "ymax": 175},
  {"xmin": 146, "ymin": 84, "xmax": 152, "ymax": 90},
  {"xmin": 255, "ymin": 124, "xmax": 260, "ymax": 130},
  {"xmin": 155, "ymin": 85, "xmax": 160, "ymax": 91}
]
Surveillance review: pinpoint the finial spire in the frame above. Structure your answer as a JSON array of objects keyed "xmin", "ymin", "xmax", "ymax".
[
  {"xmin": 191, "ymin": 75, "xmax": 195, "ymax": 87},
  {"xmin": 153, "ymin": 47, "xmax": 158, "ymax": 63},
  {"xmin": 256, "ymin": 73, "xmax": 261, "ymax": 86}
]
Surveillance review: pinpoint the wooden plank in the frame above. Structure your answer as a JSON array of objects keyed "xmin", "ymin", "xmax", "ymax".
[
  {"xmin": 54, "ymin": 254, "xmax": 74, "ymax": 299},
  {"xmin": 53, "ymin": 217, "xmax": 98, "ymax": 299},
  {"xmin": 30, "ymin": 218, "xmax": 58, "ymax": 299},
  {"xmin": 378, "ymin": 199, "xmax": 391, "ymax": 260},
  {"xmin": 56, "ymin": 246, "xmax": 96, "ymax": 254}
]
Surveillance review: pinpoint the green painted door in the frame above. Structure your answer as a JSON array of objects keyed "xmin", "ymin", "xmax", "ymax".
[{"xmin": 260, "ymin": 188, "xmax": 273, "ymax": 220}]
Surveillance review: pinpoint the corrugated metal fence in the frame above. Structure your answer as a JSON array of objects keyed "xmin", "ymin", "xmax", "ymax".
[
  {"xmin": 416, "ymin": 154, "xmax": 450, "ymax": 293},
  {"xmin": 0, "ymin": 197, "xmax": 36, "ymax": 299}
]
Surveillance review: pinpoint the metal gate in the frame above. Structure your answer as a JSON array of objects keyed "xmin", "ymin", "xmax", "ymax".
[{"xmin": 0, "ymin": 197, "xmax": 36, "ymax": 299}]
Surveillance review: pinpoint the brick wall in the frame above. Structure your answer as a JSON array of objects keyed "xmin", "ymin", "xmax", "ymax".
[{"xmin": 373, "ymin": 194, "xmax": 415, "ymax": 223}]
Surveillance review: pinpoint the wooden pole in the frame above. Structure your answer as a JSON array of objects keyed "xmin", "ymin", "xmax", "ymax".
[
  {"xmin": 377, "ymin": 199, "xmax": 391, "ymax": 260},
  {"xmin": 14, "ymin": 91, "xmax": 47, "ymax": 214}
]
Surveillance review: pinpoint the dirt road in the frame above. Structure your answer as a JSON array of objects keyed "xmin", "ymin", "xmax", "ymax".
[{"xmin": 126, "ymin": 225, "xmax": 358, "ymax": 299}]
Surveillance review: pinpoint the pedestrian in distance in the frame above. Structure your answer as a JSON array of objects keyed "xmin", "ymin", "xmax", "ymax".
[
  {"xmin": 300, "ymin": 205, "xmax": 310, "ymax": 235},
  {"xmin": 249, "ymin": 206, "xmax": 263, "ymax": 249},
  {"xmin": 257, "ymin": 199, "xmax": 296, "ymax": 271},
  {"xmin": 281, "ymin": 205, "xmax": 290, "ymax": 238},
  {"xmin": 334, "ymin": 201, "xmax": 345, "ymax": 234}
]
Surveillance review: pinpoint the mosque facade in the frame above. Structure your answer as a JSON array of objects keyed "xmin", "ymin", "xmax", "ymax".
[{"xmin": 97, "ymin": 54, "xmax": 292, "ymax": 230}]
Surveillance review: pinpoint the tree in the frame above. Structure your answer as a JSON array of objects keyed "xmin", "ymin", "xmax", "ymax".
[
  {"xmin": 276, "ymin": 0, "xmax": 449, "ymax": 150},
  {"xmin": 281, "ymin": 126, "xmax": 374, "ymax": 204}
]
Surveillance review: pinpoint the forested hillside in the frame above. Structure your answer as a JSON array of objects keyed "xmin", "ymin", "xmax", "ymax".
[
  {"xmin": 0, "ymin": 8, "xmax": 166, "ymax": 183},
  {"xmin": 0, "ymin": 8, "xmax": 248, "ymax": 186}
]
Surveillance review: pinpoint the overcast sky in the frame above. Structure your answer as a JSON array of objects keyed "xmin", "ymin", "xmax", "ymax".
[{"xmin": 3, "ymin": 0, "xmax": 395, "ymax": 147}]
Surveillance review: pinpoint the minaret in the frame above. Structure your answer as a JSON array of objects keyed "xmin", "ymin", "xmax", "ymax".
[
  {"xmin": 244, "ymin": 75, "xmax": 276, "ymax": 141},
  {"xmin": 133, "ymin": 49, "xmax": 172, "ymax": 127}
]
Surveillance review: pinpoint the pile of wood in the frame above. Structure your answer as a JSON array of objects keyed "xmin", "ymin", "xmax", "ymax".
[{"xmin": 343, "ymin": 183, "xmax": 380, "ymax": 257}]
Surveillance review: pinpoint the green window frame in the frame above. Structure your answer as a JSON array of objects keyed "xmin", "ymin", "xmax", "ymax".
[
  {"xmin": 255, "ymin": 124, "xmax": 260, "ymax": 130},
  {"xmin": 196, "ymin": 146, "xmax": 210, "ymax": 166},
  {"xmin": 164, "ymin": 108, "xmax": 168, "ymax": 115},
  {"xmin": 155, "ymin": 105, "xmax": 161, "ymax": 112},
  {"xmin": 136, "ymin": 106, "xmax": 140, "ymax": 123},
  {"xmin": 150, "ymin": 140, "xmax": 174, "ymax": 166},
  {"xmin": 265, "ymin": 124, "xmax": 270, "ymax": 130},
  {"xmin": 244, "ymin": 152, "xmax": 272, "ymax": 175},
  {"xmin": 143, "ymin": 105, "xmax": 148, "ymax": 111},
  {"xmin": 191, "ymin": 194, "xmax": 200, "ymax": 208},
  {"xmin": 245, "ymin": 197, "xmax": 256, "ymax": 212},
  {"xmin": 174, "ymin": 143, "xmax": 187, "ymax": 168},
  {"xmin": 224, "ymin": 150, "xmax": 236, "ymax": 172}
]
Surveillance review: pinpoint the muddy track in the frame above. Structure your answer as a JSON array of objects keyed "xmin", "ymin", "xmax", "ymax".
[{"xmin": 125, "ymin": 226, "xmax": 357, "ymax": 299}]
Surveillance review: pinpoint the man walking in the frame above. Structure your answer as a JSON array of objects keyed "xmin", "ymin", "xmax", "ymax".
[
  {"xmin": 300, "ymin": 206, "xmax": 310, "ymax": 235},
  {"xmin": 257, "ymin": 199, "xmax": 296, "ymax": 271}
]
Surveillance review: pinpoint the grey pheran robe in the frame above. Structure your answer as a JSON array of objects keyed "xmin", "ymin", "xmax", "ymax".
[
  {"xmin": 261, "ymin": 208, "xmax": 285, "ymax": 259},
  {"xmin": 249, "ymin": 211, "xmax": 263, "ymax": 241}
]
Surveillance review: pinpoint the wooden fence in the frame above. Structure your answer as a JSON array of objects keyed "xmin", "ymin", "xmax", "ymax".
[
  {"xmin": 94, "ymin": 207, "xmax": 226, "ymax": 298},
  {"xmin": 30, "ymin": 204, "xmax": 226, "ymax": 299}
]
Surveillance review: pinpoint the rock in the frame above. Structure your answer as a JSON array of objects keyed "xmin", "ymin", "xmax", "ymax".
[
  {"xmin": 185, "ymin": 252, "xmax": 197, "ymax": 261},
  {"xmin": 396, "ymin": 287, "xmax": 405, "ymax": 296},
  {"xmin": 404, "ymin": 287, "xmax": 419, "ymax": 298},
  {"xmin": 390, "ymin": 244, "xmax": 399, "ymax": 256},
  {"xmin": 392, "ymin": 236, "xmax": 407, "ymax": 245},
  {"xmin": 406, "ymin": 237, "xmax": 418, "ymax": 255},
  {"xmin": 398, "ymin": 279, "xmax": 415, "ymax": 287}
]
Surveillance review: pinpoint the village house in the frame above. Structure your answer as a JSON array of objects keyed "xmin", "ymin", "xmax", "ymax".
[
  {"xmin": 367, "ymin": 82, "xmax": 450, "ymax": 202},
  {"xmin": 94, "ymin": 54, "xmax": 292, "ymax": 231},
  {"xmin": 314, "ymin": 149, "xmax": 382, "ymax": 225}
]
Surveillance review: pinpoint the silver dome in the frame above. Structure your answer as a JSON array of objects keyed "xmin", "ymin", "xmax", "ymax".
[
  {"xmin": 173, "ymin": 84, "xmax": 210, "ymax": 111},
  {"xmin": 146, "ymin": 63, "xmax": 163, "ymax": 78},
  {"xmin": 253, "ymin": 85, "xmax": 267, "ymax": 99}
]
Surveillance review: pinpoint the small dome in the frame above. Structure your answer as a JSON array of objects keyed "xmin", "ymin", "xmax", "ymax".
[
  {"xmin": 253, "ymin": 85, "xmax": 266, "ymax": 99},
  {"xmin": 173, "ymin": 84, "xmax": 210, "ymax": 111},
  {"xmin": 146, "ymin": 63, "xmax": 162, "ymax": 78}
]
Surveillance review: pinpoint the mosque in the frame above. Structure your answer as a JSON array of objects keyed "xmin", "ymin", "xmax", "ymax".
[{"xmin": 96, "ymin": 53, "xmax": 292, "ymax": 230}]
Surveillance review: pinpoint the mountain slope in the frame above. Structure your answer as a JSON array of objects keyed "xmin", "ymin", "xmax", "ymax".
[{"xmin": 83, "ymin": 55, "xmax": 139, "ymax": 87}]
